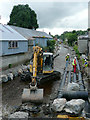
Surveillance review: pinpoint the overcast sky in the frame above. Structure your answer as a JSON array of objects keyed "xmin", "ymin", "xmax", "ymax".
[{"xmin": 0, "ymin": 0, "xmax": 89, "ymax": 35}]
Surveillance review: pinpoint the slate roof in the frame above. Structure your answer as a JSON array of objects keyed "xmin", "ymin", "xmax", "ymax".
[{"xmin": 10, "ymin": 25, "xmax": 52, "ymax": 39}]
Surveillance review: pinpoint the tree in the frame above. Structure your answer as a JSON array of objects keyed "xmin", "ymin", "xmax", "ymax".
[
  {"xmin": 59, "ymin": 30, "xmax": 87, "ymax": 46},
  {"xmin": 47, "ymin": 40, "xmax": 56, "ymax": 52},
  {"xmin": 66, "ymin": 33, "xmax": 77, "ymax": 46},
  {"xmin": 8, "ymin": 4, "xmax": 39, "ymax": 29}
]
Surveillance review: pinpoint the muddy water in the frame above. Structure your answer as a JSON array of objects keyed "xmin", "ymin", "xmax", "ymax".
[{"xmin": 2, "ymin": 44, "xmax": 69, "ymax": 112}]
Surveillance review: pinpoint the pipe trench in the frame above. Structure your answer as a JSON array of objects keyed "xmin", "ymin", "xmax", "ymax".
[{"xmin": 58, "ymin": 57, "xmax": 88, "ymax": 100}]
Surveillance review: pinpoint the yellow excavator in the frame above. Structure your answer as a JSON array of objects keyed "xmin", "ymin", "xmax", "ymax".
[{"xmin": 22, "ymin": 46, "xmax": 60, "ymax": 103}]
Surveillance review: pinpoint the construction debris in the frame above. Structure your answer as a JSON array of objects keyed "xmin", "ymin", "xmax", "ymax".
[
  {"xmin": 2, "ymin": 44, "xmax": 90, "ymax": 119},
  {"xmin": 9, "ymin": 111, "xmax": 28, "ymax": 119},
  {"xmin": 7, "ymin": 72, "xmax": 13, "ymax": 80},
  {"xmin": 1, "ymin": 75, "xmax": 8, "ymax": 82}
]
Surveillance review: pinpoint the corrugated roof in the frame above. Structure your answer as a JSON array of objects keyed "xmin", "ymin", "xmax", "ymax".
[
  {"xmin": 0, "ymin": 23, "xmax": 27, "ymax": 41},
  {"xmin": 10, "ymin": 25, "xmax": 52, "ymax": 39}
]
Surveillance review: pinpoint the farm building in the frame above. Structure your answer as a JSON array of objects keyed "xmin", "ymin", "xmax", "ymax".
[
  {"xmin": 0, "ymin": 24, "xmax": 31, "ymax": 69},
  {"xmin": 78, "ymin": 35, "xmax": 89, "ymax": 55},
  {"xmin": 10, "ymin": 25, "xmax": 53, "ymax": 50},
  {"xmin": 0, "ymin": 23, "xmax": 28, "ymax": 56}
]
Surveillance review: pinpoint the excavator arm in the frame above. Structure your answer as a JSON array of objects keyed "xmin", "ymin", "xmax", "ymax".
[
  {"xmin": 31, "ymin": 46, "xmax": 42, "ymax": 86},
  {"xmin": 22, "ymin": 46, "xmax": 43, "ymax": 103}
]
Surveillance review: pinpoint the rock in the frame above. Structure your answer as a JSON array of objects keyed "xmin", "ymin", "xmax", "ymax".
[
  {"xmin": 9, "ymin": 111, "xmax": 28, "ymax": 119},
  {"xmin": 52, "ymin": 98, "xmax": 67, "ymax": 112},
  {"xmin": 0, "ymin": 75, "xmax": 8, "ymax": 82},
  {"xmin": 20, "ymin": 105, "xmax": 30, "ymax": 112},
  {"xmin": 64, "ymin": 99, "xmax": 85, "ymax": 114},
  {"xmin": 22, "ymin": 65, "xmax": 28, "ymax": 72},
  {"xmin": 31, "ymin": 106, "xmax": 41, "ymax": 114},
  {"xmin": 42, "ymin": 104, "xmax": 51, "ymax": 115},
  {"xmin": 7, "ymin": 72, "xmax": 13, "ymax": 80},
  {"xmin": 67, "ymin": 82, "xmax": 79, "ymax": 91},
  {"xmin": 18, "ymin": 69, "xmax": 23, "ymax": 75}
]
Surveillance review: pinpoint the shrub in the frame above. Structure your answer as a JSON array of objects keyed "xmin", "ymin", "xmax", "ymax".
[
  {"xmin": 63, "ymin": 40, "xmax": 67, "ymax": 45},
  {"xmin": 39, "ymin": 40, "xmax": 56, "ymax": 53},
  {"xmin": 73, "ymin": 45, "xmax": 80, "ymax": 59},
  {"xmin": 47, "ymin": 40, "xmax": 56, "ymax": 53}
]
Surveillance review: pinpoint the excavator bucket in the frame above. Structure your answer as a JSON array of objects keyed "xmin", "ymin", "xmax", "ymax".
[{"xmin": 22, "ymin": 88, "xmax": 43, "ymax": 103}]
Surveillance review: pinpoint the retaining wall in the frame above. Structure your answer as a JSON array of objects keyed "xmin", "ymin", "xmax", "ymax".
[{"xmin": 0, "ymin": 52, "xmax": 32, "ymax": 70}]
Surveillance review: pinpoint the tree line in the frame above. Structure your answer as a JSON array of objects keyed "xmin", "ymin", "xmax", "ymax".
[{"xmin": 54, "ymin": 30, "xmax": 87, "ymax": 46}]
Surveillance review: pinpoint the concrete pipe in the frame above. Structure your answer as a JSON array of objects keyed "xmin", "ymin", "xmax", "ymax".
[
  {"xmin": 73, "ymin": 73, "xmax": 77, "ymax": 83},
  {"xmin": 62, "ymin": 91, "xmax": 88, "ymax": 100},
  {"xmin": 67, "ymin": 71, "xmax": 71, "ymax": 83}
]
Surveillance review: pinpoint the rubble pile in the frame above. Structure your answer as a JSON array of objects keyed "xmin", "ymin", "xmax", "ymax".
[
  {"xmin": 0, "ymin": 65, "xmax": 28, "ymax": 83},
  {"xmin": 9, "ymin": 112, "xmax": 28, "ymax": 119}
]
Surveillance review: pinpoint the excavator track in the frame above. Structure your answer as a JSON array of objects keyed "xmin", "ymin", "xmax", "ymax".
[
  {"xmin": 20, "ymin": 71, "xmax": 61, "ymax": 85},
  {"xmin": 37, "ymin": 71, "xmax": 61, "ymax": 85}
]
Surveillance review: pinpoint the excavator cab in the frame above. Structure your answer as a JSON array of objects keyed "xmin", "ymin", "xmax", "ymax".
[{"xmin": 43, "ymin": 52, "xmax": 53, "ymax": 74}]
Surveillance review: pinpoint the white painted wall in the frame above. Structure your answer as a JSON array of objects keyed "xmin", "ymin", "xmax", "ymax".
[{"xmin": 78, "ymin": 39, "xmax": 88, "ymax": 53}]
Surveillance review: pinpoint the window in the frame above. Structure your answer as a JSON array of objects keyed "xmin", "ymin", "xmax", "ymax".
[{"xmin": 8, "ymin": 41, "xmax": 18, "ymax": 48}]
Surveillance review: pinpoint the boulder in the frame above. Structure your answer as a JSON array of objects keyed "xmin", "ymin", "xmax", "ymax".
[
  {"xmin": 64, "ymin": 99, "xmax": 85, "ymax": 114},
  {"xmin": 52, "ymin": 98, "xmax": 67, "ymax": 112},
  {"xmin": 67, "ymin": 82, "xmax": 79, "ymax": 91},
  {"xmin": 7, "ymin": 72, "xmax": 13, "ymax": 80},
  {"xmin": 9, "ymin": 112, "xmax": 28, "ymax": 119},
  {"xmin": 0, "ymin": 75, "xmax": 8, "ymax": 83}
]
